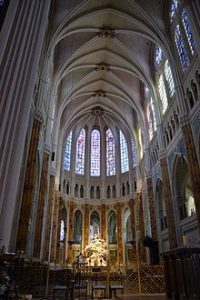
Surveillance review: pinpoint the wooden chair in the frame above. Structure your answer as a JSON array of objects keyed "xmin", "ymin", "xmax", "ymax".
[
  {"xmin": 91, "ymin": 268, "xmax": 107, "ymax": 299},
  {"xmin": 109, "ymin": 272, "xmax": 124, "ymax": 298}
]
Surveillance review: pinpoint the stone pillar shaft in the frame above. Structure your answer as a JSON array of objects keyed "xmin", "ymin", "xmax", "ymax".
[
  {"xmin": 67, "ymin": 201, "xmax": 74, "ymax": 264},
  {"xmin": 43, "ymin": 175, "xmax": 55, "ymax": 261},
  {"xmin": 33, "ymin": 152, "xmax": 49, "ymax": 258},
  {"xmin": 160, "ymin": 157, "xmax": 177, "ymax": 249},
  {"xmin": 16, "ymin": 118, "xmax": 42, "ymax": 252},
  {"xmin": 101, "ymin": 204, "xmax": 106, "ymax": 241},
  {"xmin": 50, "ymin": 191, "xmax": 60, "ymax": 262},
  {"xmin": 84, "ymin": 203, "xmax": 90, "ymax": 248},
  {"xmin": 116, "ymin": 203, "xmax": 123, "ymax": 265},
  {"xmin": 146, "ymin": 177, "xmax": 157, "ymax": 241},
  {"xmin": 137, "ymin": 192, "xmax": 146, "ymax": 262}
]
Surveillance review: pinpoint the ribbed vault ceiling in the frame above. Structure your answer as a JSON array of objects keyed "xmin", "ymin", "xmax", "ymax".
[{"xmin": 48, "ymin": 0, "xmax": 168, "ymax": 143}]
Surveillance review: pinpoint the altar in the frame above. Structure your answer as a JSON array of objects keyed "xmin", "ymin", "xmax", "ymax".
[{"xmin": 84, "ymin": 235, "xmax": 108, "ymax": 266}]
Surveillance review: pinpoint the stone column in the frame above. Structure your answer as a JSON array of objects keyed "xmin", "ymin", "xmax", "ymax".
[
  {"xmin": 137, "ymin": 192, "xmax": 146, "ymax": 262},
  {"xmin": 181, "ymin": 120, "xmax": 200, "ymax": 232},
  {"xmin": 33, "ymin": 151, "xmax": 49, "ymax": 258},
  {"xmin": 116, "ymin": 203, "xmax": 123, "ymax": 265},
  {"xmin": 129, "ymin": 199, "xmax": 137, "ymax": 263},
  {"xmin": 101, "ymin": 204, "xmax": 107, "ymax": 241},
  {"xmin": 67, "ymin": 201, "xmax": 74, "ymax": 264},
  {"xmin": 43, "ymin": 175, "xmax": 55, "ymax": 261},
  {"xmin": 84, "ymin": 203, "xmax": 90, "ymax": 248},
  {"xmin": 16, "ymin": 117, "xmax": 42, "ymax": 252},
  {"xmin": 0, "ymin": 0, "xmax": 51, "ymax": 251},
  {"xmin": 146, "ymin": 177, "xmax": 157, "ymax": 241},
  {"xmin": 160, "ymin": 157, "xmax": 177, "ymax": 249},
  {"xmin": 50, "ymin": 191, "xmax": 60, "ymax": 262}
]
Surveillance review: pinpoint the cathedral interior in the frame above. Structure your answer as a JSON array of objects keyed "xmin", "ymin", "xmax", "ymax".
[{"xmin": 0, "ymin": 0, "xmax": 200, "ymax": 299}]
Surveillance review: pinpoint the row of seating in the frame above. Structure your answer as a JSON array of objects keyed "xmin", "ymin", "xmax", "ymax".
[{"xmin": 53, "ymin": 267, "xmax": 124, "ymax": 299}]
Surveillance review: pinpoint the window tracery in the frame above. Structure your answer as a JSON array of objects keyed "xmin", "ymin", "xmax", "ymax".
[{"xmin": 155, "ymin": 47, "xmax": 163, "ymax": 64}]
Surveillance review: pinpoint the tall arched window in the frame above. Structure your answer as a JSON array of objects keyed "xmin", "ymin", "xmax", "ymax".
[
  {"xmin": 158, "ymin": 74, "xmax": 168, "ymax": 114},
  {"xmin": 170, "ymin": 0, "xmax": 179, "ymax": 23},
  {"xmin": 106, "ymin": 128, "xmax": 116, "ymax": 176},
  {"xmin": 91, "ymin": 129, "xmax": 100, "ymax": 176},
  {"xmin": 75, "ymin": 128, "xmax": 86, "ymax": 175},
  {"xmin": 131, "ymin": 138, "xmax": 137, "ymax": 167},
  {"xmin": 147, "ymin": 103, "xmax": 153, "ymax": 141},
  {"xmin": 120, "ymin": 130, "xmax": 129, "ymax": 173},
  {"xmin": 150, "ymin": 97, "xmax": 157, "ymax": 130},
  {"xmin": 64, "ymin": 130, "xmax": 72, "ymax": 171},
  {"xmin": 182, "ymin": 9, "xmax": 196, "ymax": 55},
  {"xmin": 164, "ymin": 60, "xmax": 175, "ymax": 97},
  {"xmin": 175, "ymin": 25, "xmax": 189, "ymax": 69}
]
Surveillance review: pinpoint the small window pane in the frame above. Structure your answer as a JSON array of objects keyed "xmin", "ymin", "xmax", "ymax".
[
  {"xmin": 170, "ymin": 0, "xmax": 179, "ymax": 23},
  {"xmin": 155, "ymin": 47, "xmax": 163, "ymax": 64}
]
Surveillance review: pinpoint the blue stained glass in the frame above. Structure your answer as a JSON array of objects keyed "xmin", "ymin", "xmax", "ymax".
[
  {"xmin": 120, "ymin": 130, "xmax": 129, "ymax": 173},
  {"xmin": 106, "ymin": 128, "xmax": 116, "ymax": 176},
  {"xmin": 170, "ymin": 0, "xmax": 179, "ymax": 23},
  {"xmin": 155, "ymin": 47, "xmax": 163, "ymax": 64},
  {"xmin": 175, "ymin": 25, "xmax": 189, "ymax": 69},
  {"xmin": 75, "ymin": 128, "xmax": 86, "ymax": 175},
  {"xmin": 91, "ymin": 129, "xmax": 101, "ymax": 176},
  {"xmin": 182, "ymin": 9, "xmax": 196, "ymax": 55},
  {"xmin": 131, "ymin": 138, "xmax": 137, "ymax": 168},
  {"xmin": 64, "ymin": 131, "xmax": 72, "ymax": 171}
]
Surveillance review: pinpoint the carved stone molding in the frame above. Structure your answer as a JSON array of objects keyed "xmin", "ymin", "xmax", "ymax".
[
  {"xmin": 95, "ymin": 64, "xmax": 110, "ymax": 72},
  {"xmin": 98, "ymin": 27, "xmax": 115, "ymax": 38}
]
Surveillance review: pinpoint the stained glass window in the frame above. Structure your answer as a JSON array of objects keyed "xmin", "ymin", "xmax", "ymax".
[
  {"xmin": 158, "ymin": 74, "xmax": 168, "ymax": 114},
  {"xmin": 155, "ymin": 47, "xmax": 163, "ymax": 64},
  {"xmin": 106, "ymin": 128, "xmax": 116, "ymax": 176},
  {"xmin": 150, "ymin": 97, "xmax": 157, "ymax": 131},
  {"xmin": 164, "ymin": 60, "xmax": 175, "ymax": 97},
  {"xmin": 170, "ymin": 0, "xmax": 179, "ymax": 23},
  {"xmin": 175, "ymin": 25, "xmax": 189, "ymax": 69},
  {"xmin": 147, "ymin": 103, "xmax": 153, "ymax": 141},
  {"xmin": 131, "ymin": 138, "xmax": 137, "ymax": 168},
  {"xmin": 120, "ymin": 130, "xmax": 129, "ymax": 173},
  {"xmin": 64, "ymin": 130, "xmax": 72, "ymax": 171},
  {"xmin": 60, "ymin": 220, "xmax": 65, "ymax": 242},
  {"xmin": 75, "ymin": 128, "xmax": 86, "ymax": 175},
  {"xmin": 91, "ymin": 129, "xmax": 101, "ymax": 176},
  {"xmin": 182, "ymin": 9, "xmax": 196, "ymax": 55}
]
